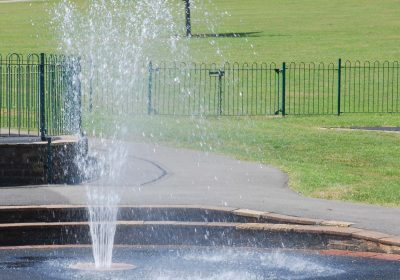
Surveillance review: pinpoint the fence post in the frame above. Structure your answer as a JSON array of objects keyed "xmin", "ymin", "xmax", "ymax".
[
  {"xmin": 337, "ymin": 58, "xmax": 342, "ymax": 116},
  {"xmin": 147, "ymin": 61, "xmax": 153, "ymax": 115},
  {"xmin": 281, "ymin": 62, "xmax": 286, "ymax": 116},
  {"xmin": 39, "ymin": 53, "xmax": 46, "ymax": 141},
  {"xmin": 218, "ymin": 70, "xmax": 223, "ymax": 116}
]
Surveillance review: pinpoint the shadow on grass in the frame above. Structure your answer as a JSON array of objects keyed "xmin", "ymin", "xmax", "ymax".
[
  {"xmin": 190, "ymin": 32, "xmax": 290, "ymax": 38},
  {"xmin": 190, "ymin": 32, "xmax": 263, "ymax": 38}
]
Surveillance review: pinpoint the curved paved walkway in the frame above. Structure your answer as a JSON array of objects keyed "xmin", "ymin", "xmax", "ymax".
[
  {"xmin": 0, "ymin": 0, "xmax": 40, "ymax": 3},
  {"xmin": 0, "ymin": 0, "xmax": 37, "ymax": 4},
  {"xmin": 0, "ymin": 140, "xmax": 399, "ymax": 236}
]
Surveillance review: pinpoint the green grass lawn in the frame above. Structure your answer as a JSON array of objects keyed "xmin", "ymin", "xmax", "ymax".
[
  {"xmin": 1, "ymin": 0, "xmax": 399, "ymax": 62},
  {"xmin": 1, "ymin": 0, "xmax": 400, "ymax": 206},
  {"xmin": 92, "ymin": 114, "xmax": 400, "ymax": 207}
]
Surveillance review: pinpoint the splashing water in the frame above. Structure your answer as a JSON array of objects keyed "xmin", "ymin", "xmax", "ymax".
[
  {"xmin": 86, "ymin": 191, "xmax": 119, "ymax": 268},
  {"xmin": 53, "ymin": 0, "xmax": 189, "ymax": 268}
]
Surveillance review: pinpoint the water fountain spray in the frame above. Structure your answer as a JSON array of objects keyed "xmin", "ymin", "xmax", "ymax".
[{"xmin": 53, "ymin": 0, "xmax": 186, "ymax": 269}]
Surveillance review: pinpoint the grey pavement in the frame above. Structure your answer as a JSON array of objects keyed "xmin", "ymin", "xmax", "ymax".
[{"xmin": 0, "ymin": 139, "xmax": 399, "ymax": 236}]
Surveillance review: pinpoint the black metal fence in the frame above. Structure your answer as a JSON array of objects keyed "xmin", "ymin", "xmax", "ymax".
[
  {"xmin": 148, "ymin": 62, "xmax": 282, "ymax": 116},
  {"xmin": 0, "ymin": 53, "xmax": 81, "ymax": 138},
  {"xmin": 89, "ymin": 59, "xmax": 399, "ymax": 116},
  {"xmin": 2, "ymin": 55, "xmax": 399, "ymax": 134}
]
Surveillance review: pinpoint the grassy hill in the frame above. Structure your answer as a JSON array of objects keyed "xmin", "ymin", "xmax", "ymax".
[{"xmin": 0, "ymin": 0, "xmax": 399, "ymax": 62}]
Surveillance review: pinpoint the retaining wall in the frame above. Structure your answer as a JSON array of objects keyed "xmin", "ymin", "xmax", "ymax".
[{"xmin": 0, "ymin": 136, "xmax": 88, "ymax": 186}]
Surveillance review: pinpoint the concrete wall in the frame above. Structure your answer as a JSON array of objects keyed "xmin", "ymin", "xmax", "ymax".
[{"xmin": 0, "ymin": 136, "xmax": 88, "ymax": 186}]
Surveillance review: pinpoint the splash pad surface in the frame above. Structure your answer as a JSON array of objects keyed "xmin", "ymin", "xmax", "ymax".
[{"xmin": 0, "ymin": 246, "xmax": 399, "ymax": 280}]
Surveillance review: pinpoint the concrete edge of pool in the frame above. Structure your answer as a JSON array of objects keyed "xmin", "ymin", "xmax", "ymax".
[{"xmin": 0, "ymin": 205, "xmax": 399, "ymax": 259}]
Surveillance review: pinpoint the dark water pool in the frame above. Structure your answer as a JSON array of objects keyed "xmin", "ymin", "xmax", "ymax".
[{"xmin": 0, "ymin": 246, "xmax": 398, "ymax": 280}]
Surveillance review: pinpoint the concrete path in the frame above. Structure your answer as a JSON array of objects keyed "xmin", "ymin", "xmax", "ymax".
[
  {"xmin": 0, "ymin": 0, "xmax": 40, "ymax": 4},
  {"xmin": 0, "ymin": 140, "xmax": 399, "ymax": 236}
]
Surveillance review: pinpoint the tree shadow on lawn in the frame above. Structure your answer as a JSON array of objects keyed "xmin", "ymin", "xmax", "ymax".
[
  {"xmin": 191, "ymin": 31, "xmax": 262, "ymax": 38},
  {"xmin": 173, "ymin": 32, "xmax": 291, "ymax": 38},
  {"xmin": 189, "ymin": 31, "xmax": 290, "ymax": 38}
]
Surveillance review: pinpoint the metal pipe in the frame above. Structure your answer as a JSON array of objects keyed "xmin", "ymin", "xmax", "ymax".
[{"xmin": 184, "ymin": 0, "xmax": 192, "ymax": 37}]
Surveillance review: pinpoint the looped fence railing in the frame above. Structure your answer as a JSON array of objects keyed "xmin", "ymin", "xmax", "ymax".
[
  {"xmin": 142, "ymin": 59, "xmax": 399, "ymax": 116},
  {"xmin": 2, "ymin": 56, "xmax": 400, "ymax": 132},
  {"xmin": 103, "ymin": 59, "xmax": 397, "ymax": 116},
  {"xmin": 0, "ymin": 53, "xmax": 81, "ymax": 137}
]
